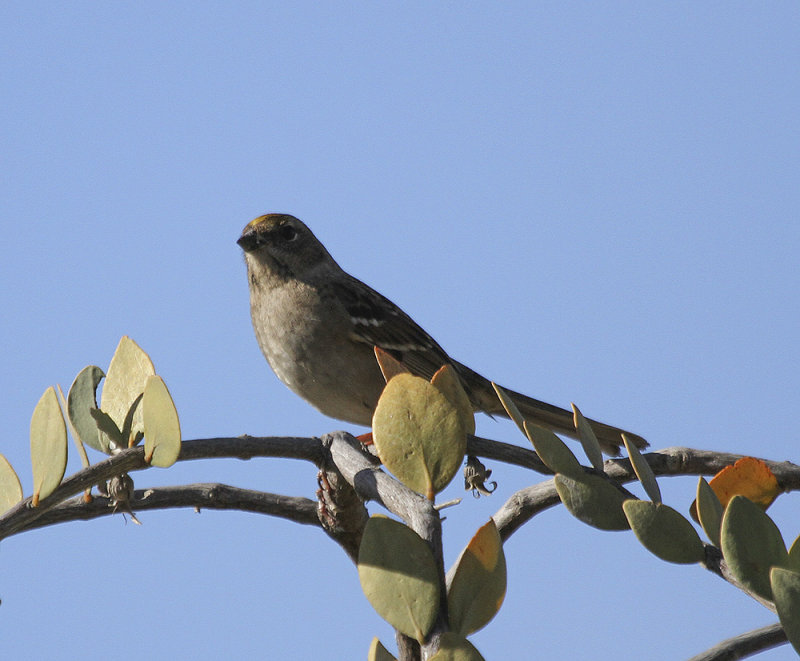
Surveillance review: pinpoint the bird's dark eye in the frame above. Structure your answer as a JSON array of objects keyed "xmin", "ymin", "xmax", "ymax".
[{"xmin": 277, "ymin": 224, "xmax": 298, "ymax": 242}]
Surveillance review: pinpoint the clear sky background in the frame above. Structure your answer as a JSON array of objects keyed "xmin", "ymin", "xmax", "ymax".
[{"xmin": 1, "ymin": 3, "xmax": 798, "ymax": 660}]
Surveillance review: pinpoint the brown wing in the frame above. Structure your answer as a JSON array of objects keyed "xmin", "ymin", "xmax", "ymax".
[{"xmin": 329, "ymin": 275, "xmax": 453, "ymax": 382}]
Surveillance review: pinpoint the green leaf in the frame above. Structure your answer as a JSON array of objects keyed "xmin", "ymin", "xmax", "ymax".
[
  {"xmin": 429, "ymin": 633, "xmax": 485, "ymax": 661},
  {"xmin": 67, "ymin": 365, "xmax": 107, "ymax": 453},
  {"xmin": 623, "ymin": 433, "xmax": 660, "ymax": 503},
  {"xmin": 431, "ymin": 365, "xmax": 475, "ymax": 436},
  {"xmin": 788, "ymin": 534, "xmax": 800, "ymax": 572},
  {"xmin": 446, "ymin": 520, "xmax": 506, "ymax": 635},
  {"xmin": 623, "ymin": 500, "xmax": 705, "ymax": 564},
  {"xmin": 358, "ymin": 515, "xmax": 440, "ymax": 642},
  {"xmin": 721, "ymin": 495, "xmax": 788, "ymax": 600},
  {"xmin": 523, "ymin": 421, "xmax": 581, "ymax": 477},
  {"xmin": 142, "ymin": 376, "xmax": 181, "ymax": 467},
  {"xmin": 491, "ymin": 383, "xmax": 526, "ymax": 437},
  {"xmin": 367, "ymin": 638, "xmax": 397, "ymax": 661},
  {"xmin": 372, "ymin": 373, "xmax": 467, "ymax": 499},
  {"xmin": 771, "ymin": 567, "xmax": 800, "ymax": 655},
  {"xmin": 696, "ymin": 477, "xmax": 724, "ymax": 548},
  {"xmin": 100, "ymin": 336, "xmax": 155, "ymax": 447},
  {"xmin": 358, "ymin": 515, "xmax": 439, "ymax": 641},
  {"xmin": 554, "ymin": 473, "xmax": 630, "ymax": 531},
  {"xmin": 30, "ymin": 386, "xmax": 68, "ymax": 506},
  {"xmin": 89, "ymin": 408, "xmax": 124, "ymax": 450},
  {"xmin": 0, "ymin": 454, "xmax": 24, "ymax": 514},
  {"xmin": 571, "ymin": 404, "xmax": 604, "ymax": 471}
]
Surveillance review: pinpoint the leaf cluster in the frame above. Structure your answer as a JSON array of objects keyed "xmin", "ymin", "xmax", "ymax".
[{"xmin": 0, "ymin": 337, "xmax": 181, "ymax": 513}]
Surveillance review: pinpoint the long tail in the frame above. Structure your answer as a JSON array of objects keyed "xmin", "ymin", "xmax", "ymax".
[
  {"xmin": 454, "ymin": 361, "xmax": 647, "ymax": 456},
  {"xmin": 500, "ymin": 384, "xmax": 647, "ymax": 456}
]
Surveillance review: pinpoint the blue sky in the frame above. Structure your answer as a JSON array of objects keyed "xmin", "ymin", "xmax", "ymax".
[{"xmin": 1, "ymin": 3, "xmax": 799, "ymax": 659}]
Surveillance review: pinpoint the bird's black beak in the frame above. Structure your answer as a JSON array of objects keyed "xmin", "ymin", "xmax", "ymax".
[{"xmin": 237, "ymin": 226, "xmax": 260, "ymax": 252}]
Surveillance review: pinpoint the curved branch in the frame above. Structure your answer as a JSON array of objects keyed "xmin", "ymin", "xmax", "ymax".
[
  {"xmin": 14, "ymin": 483, "xmax": 320, "ymax": 535},
  {"xmin": 686, "ymin": 622, "xmax": 787, "ymax": 661},
  {"xmin": 493, "ymin": 481, "xmax": 561, "ymax": 541}
]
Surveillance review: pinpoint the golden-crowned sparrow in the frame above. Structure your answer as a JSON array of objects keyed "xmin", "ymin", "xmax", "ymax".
[{"xmin": 238, "ymin": 213, "xmax": 646, "ymax": 454}]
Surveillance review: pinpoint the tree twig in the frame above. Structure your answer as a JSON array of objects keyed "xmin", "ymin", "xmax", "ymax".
[{"xmin": 686, "ymin": 622, "xmax": 787, "ymax": 661}]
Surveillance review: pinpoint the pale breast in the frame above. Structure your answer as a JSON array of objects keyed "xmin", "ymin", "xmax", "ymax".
[{"xmin": 248, "ymin": 272, "xmax": 385, "ymax": 426}]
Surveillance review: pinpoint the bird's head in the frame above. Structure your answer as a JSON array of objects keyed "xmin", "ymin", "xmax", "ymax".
[{"xmin": 238, "ymin": 214, "xmax": 334, "ymax": 280}]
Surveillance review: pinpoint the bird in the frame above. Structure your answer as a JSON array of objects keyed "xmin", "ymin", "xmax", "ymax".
[{"xmin": 238, "ymin": 213, "xmax": 646, "ymax": 455}]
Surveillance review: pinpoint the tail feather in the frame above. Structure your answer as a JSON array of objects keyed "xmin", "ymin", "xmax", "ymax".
[
  {"xmin": 451, "ymin": 360, "xmax": 647, "ymax": 456},
  {"xmin": 498, "ymin": 384, "xmax": 647, "ymax": 456}
]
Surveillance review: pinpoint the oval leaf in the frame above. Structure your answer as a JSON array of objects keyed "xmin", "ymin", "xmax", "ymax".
[
  {"xmin": 623, "ymin": 500, "xmax": 704, "ymax": 564},
  {"xmin": 372, "ymin": 373, "xmax": 467, "ymax": 499},
  {"xmin": 721, "ymin": 495, "xmax": 788, "ymax": 600},
  {"xmin": 143, "ymin": 376, "xmax": 181, "ymax": 467},
  {"xmin": 100, "ymin": 336, "xmax": 155, "ymax": 447},
  {"xmin": 554, "ymin": 473, "xmax": 630, "ymax": 531},
  {"xmin": 67, "ymin": 365, "xmax": 107, "ymax": 453},
  {"xmin": 771, "ymin": 567, "xmax": 800, "ymax": 655},
  {"xmin": 623, "ymin": 433, "xmax": 660, "ymax": 503},
  {"xmin": 358, "ymin": 515, "xmax": 440, "ymax": 641},
  {"xmin": 30, "ymin": 386, "xmax": 68, "ymax": 506},
  {"xmin": 571, "ymin": 404, "xmax": 604, "ymax": 471},
  {"xmin": 431, "ymin": 365, "xmax": 475, "ymax": 436},
  {"xmin": 429, "ymin": 632, "xmax": 485, "ymax": 661},
  {"xmin": 446, "ymin": 519, "xmax": 506, "ymax": 635},
  {"xmin": 695, "ymin": 477, "xmax": 724, "ymax": 548},
  {"xmin": 523, "ymin": 421, "xmax": 581, "ymax": 477},
  {"xmin": 368, "ymin": 638, "xmax": 397, "ymax": 661},
  {"xmin": 0, "ymin": 454, "xmax": 24, "ymax": 514}
]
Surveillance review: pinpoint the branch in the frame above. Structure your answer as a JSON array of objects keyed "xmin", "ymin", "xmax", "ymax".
[
  {"xmin": 603, "ymin": 446, "xmax": 800, "ymax": 490},
  {"xmin": 489, "ymin": 444, "xmax": 800, "ymax": 619},
  {"xmin": 492, "ymin": 445, "xmax": 800, "ymax": 543},
  {"xmin": 687, "ymin": 622, "xmax": 787, "ymax": 661},
  {"xmin": 322, "ymin": 431, "xmax": 448, "ymax": 659},
  {"xmin": 0, "ymin": 435, "xmax": 323, "ymax": 541},
  {"xmin": 5, "ymin": 430, "xmax": 800, "ymax": 650},
  {"xmin": 11, "ymin": 483, "xmax": 320, "ymax": 535}
]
